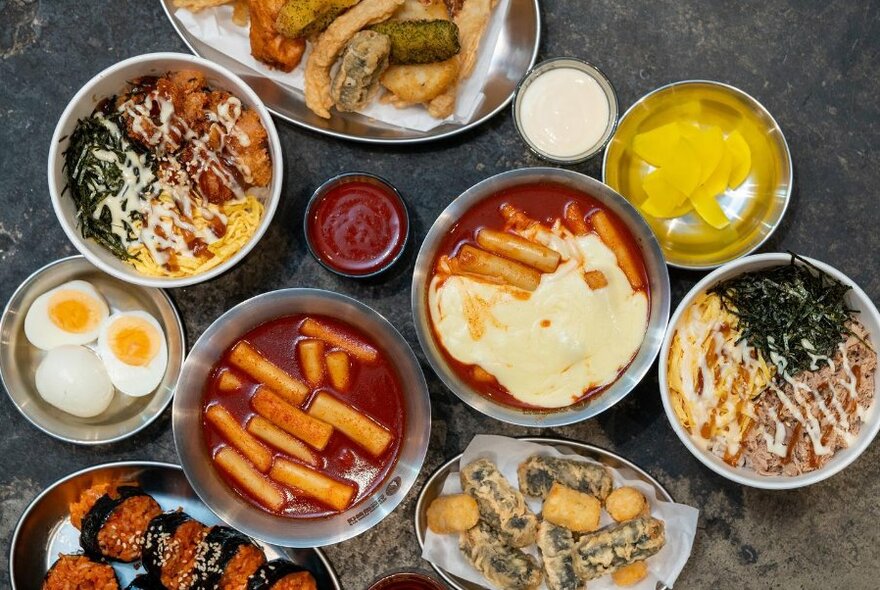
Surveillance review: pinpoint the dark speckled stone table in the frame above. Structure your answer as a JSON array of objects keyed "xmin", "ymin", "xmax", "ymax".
[{"xmin": 2, "ymin": 1, "xmax": 879, "ymax": 588}]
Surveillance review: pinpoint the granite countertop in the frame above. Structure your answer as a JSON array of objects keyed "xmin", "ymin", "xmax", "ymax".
[{"xmin": 1, "ymin": 1, "xmax": 878, "ymax": 589}]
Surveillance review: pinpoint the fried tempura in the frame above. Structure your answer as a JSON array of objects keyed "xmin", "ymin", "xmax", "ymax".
[
  {"xmin": 247, "ymin": 0, "xmax": 307, "ymax": 72},
  {"xmin": 173, "ymin": 0, "xmax": 233, "ymax": 10},
  {"xmin": 305, "ymin": 0, "xmax": 405, "ymax": 118},
  {"xmin": 426, "ymin": 494, "xmax": 480, "ymax": 534},
  {"xmin": 381, "ymin": 58, "xmax": 459, "ymax": 105}
]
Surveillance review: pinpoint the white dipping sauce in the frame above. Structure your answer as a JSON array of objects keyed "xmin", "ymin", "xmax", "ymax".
[{"xmin": 519, "ymin": 67, "xmax": 611, "ymax": 159}]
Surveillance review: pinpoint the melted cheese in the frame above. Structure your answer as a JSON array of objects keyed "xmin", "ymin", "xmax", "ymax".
[{"xmin": 429, "ymin": 233, "xmax": 648, "ymax": 408}]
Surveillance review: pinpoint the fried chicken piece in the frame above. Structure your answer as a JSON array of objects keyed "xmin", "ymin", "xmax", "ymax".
[
  {"xmin": 247, "ymin": 0, "xmax": 307, "ymax": 72},
  {"xmin": 305, "ymin": 0, "xmax": 405, "ymax": 118},
  {"xmin": 230, "ymin": 109, "xmax": 272, "ymax": 186},
  {"xmin": 168, "ymin": 70, "xmax": 207, "ymax": 94}
]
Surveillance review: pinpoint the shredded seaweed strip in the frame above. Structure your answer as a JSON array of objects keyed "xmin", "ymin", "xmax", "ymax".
[
  {"xmin": 710, "ymin": 253, "xmax": 856, "ymax": 375},
  {"xmin": 63, "ymin": 107, "xmax": 153, "ymax": 260}
]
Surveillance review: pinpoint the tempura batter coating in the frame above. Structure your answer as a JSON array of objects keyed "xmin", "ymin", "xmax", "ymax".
[
  {"xmin": 518, "ymin": 455, "xmax": 614, "ymax": 501},
  {"xmin": 605, "ymin": 487, "xmax": 648, "ymax": 523},
  {"xmin": 304, "ymin": 0, "xmax": 405, "ymax": 118},
  {"xmin": 460, "ymin": 522, "xmax": 543, "ymax": 590},
  {"xmin": 460, "ymin": 458, "xmax": 539, "ymax": 547},
  {"xmin": 426, "ymin": 494, "xmax": 480, "ymax": 534},
  {"xmin": 331, "ymin": 30, "xmax": 392, "ymax": 112},
  {"xmin": 542, "ymin": 483, "xmax": 601, "ymax": 533},
  {"xmin": 573, "ymin": 517, "xmax": 665, "ymax": 581},
  {"xmin": 611, "ymin": 561, "xmax": 648, "ymax": 586},
  {"xmin": 536, "ymin": 522, "xmax": 580, "ymax": 590},
  {"xmin": 247, "ymin": 0, "xmax": 306, "ymax": 72}
]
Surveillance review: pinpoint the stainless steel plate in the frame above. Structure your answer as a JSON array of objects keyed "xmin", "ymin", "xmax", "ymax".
[
  {"xmin": 0, "ymin": 256, "xmax": 184, "ymax": 445},
  {"xmin": 160, "ymin": 0, "xmax": 540, "ymax": 144},
  {"xmin": 9, "ymin": 461, "xmax": 341, "ymax": 590},
  {"xmin": 413, "ymin": 437, "xmax": 674, "ymax": 590}
]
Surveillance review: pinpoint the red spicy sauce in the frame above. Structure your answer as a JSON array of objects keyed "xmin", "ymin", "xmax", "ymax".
[
  {"xmin": 427, "ymin": 182, "xmax": 650, "ymax": 411},
  {"xmin": 307, "ymin": 178, "xmax": 408, "ymax": 276},
  {"xmin": 367, "ymin": 572, "xmax": 446, "ymax": 590},
  {"xmin": 202, "ymin": 314, "xmax": 406, "ymax": 518}
]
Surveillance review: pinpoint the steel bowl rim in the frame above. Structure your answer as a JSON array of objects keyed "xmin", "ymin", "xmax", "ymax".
[
  {"xmin": 412, "ymin": 436, "xmax": 675, "ymax": 590},
  {"xmin": 302, "ymin": 171, "xmax": 411, "ymax": 279},
  {"xmin": 601, "ymin": 79, "xmax": 793, "ymax": 270},
  {"xmin": 159, "ymin": 0, "xmax": 541, "ymax": 145},
  {"xmin": 512, "ymin": 56, "xmax": 620, "ymax": 165},
  {"xmin": 8, "ymin": 460, "xmax": 341, "ymax": 590},
  {"xmin": 0, "ymin": 255, "xmax": 185, "ymax": 446},
  {"xmin": 173, "ymin": 287, "xmax": 431, "ymax": 547},
  {"xmin": 47, "ymin": 51, "xmax": 283, "ymax": 288},
  {"xmin": 658, "ymin": 252, "xmax": 880, "ymax": 489},
  {"xmin": 410, "ymin": 167, "xmax": 671, "ymax": 427}
]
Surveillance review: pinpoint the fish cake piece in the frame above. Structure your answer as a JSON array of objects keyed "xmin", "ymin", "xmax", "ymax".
[
  {"xmin": 460, "ymin": 458, "xmax": 539, "ymax": 547},
  {"xmin": 517, "ymin": 455, "xmax": 614, "ymax": 501},
  {"xmin": 573, "ymin": 517, "xmax": 665, "ymax": 581},
  {"xmin": 427, "ymin": 494, "xmax": 480, "ymax": 534},
  {"xmin": 542, "ymin": 482, "xmax": 601, "ymax": 533},
  {"xmin": 605, "ymin": 487, "xmax": 649, "ymax": 522},
  {"xmin": 537, "ymin": 521, "xmax": 580, "ymax": 590},
  {"xmin": 460, "ymin": 521, "xmax": 543, "ymax": 590}
]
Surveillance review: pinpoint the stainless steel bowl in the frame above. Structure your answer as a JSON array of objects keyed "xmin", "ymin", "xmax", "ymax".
[
  {"xmin": 160, "ymin": 0, "xmax": 540, "ymax": 144},
  {"xmin": 0, "ymin": 256, "xmax": 184, "ymax": 445},
  {"xmin": 9, "ymin": 461, "xmax": 342, "ymax": 589},
  {"xmin": 411, "ymin": 168, "xmax": 671, "ymax": 427},
  {"xmin": 173, "ymin": 288, "xmax": 431, "ymax": 547},
  {"xmin": 413, "ymin": 437, "xmax": 674, "ymax": 590}
]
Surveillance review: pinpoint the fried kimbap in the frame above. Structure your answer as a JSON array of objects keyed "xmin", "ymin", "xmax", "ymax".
[
  {"xmin": 43, "ymin": 554, "xmax": 120, "ymax": 590},
  {"xmin": 76, "ymin": 485, "xmax": 162, "ymax": 562},
  {"xmin": 143, "ymin": 511, "xmax": 209, "ymax": 589},
  {"xmin": 190, "ymin": 526, "xmax": 266, "ymax": 590},
  {"xmin": 247, "ymin": 560, "xmax": 318, "ymax": 590},
  {"xmin": 125, "ymin": 574, "xmax": 165, "ymax": 590}
]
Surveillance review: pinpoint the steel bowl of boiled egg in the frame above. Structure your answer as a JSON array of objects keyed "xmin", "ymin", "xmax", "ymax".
[{"xmin": 0, "ymin": 256, "xmax": 184, "ymax": 444}]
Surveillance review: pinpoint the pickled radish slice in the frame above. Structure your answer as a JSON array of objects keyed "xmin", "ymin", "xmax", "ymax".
[
  {"xmin": 632, "ymin": 123, "xmax": 680, "ymax": 167},
  {"xmin": 691, "ymin": 186, "xmax": 730, "ymax": 229},
  {"xmin": 679, "ymin": 124, "xmax": 725, "ymax": 184},
  {"xmin": 726, "ymin": 130, "xmax": 752, "ymax": 188},
  {"xmin": 664, "ymin": 139, "xmax": 702, "ymax": 195},
  {"xmin": 702, "ymin": 148, "xmax": 733, "ymax": 198},
  {"xmin": 641, "ymin": 170, "xmax": 694, "ymax": 218}
]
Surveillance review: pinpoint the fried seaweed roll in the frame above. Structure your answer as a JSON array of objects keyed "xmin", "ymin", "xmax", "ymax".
[
  {"xmin": 460, "ymin": 522, "xmax": 543, "ymax": 590},
  {"xmin": 573, "ymin": 517, "xmax": 666, "ymax": 581},
  {"xmin": 247, "ymin": 560, "xmax": 318, "ymax": 590},
  {"xmin": 460, "ymin": 458, "xmax": 539, "ymax": 547},
  {"xmin": 77, "ymin": 485, "xmax": 162, "ymax": 562},
  {"xmin": 143, "ymin": 511, "xmax": 209, "ymax": 589},
  {"xmin": 43, "ymin": 554, "xmax": 120, "ymax": 590},
  {"xmin": 190, "ymin": 526, "xmax": 266, "ymax": 590},
  {"xmin": 518, "ymin": 455, "xmax": 613, "ymax": 501},
  {"xmin": 125, "ymin": 574, "xmax": 165, "ymax": 590}
]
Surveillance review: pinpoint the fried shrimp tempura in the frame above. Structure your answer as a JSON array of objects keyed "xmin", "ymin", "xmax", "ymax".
[
  {"xmin": 305, "ymin": 0, "xmax": 405, "ymax": 118},
  {"xmin": 247, "ymin": 0, "xmax": 307, "ymax": 72}
]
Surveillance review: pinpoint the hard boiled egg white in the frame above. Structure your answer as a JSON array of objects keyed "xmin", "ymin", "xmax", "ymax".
[
  {"xmin": 97, "ymin": 311, "xmax": 168, "ymax": 397},
  {"xmin": 35, "ymin": 345, "xmax": 114, "ymax": 418},
  {"xmin": 24, "ymin": 280, "xmax": 109, "ymax": 350}
]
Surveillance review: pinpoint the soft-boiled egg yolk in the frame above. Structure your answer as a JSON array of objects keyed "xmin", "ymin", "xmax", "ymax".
[
  {"xmin": 24, "ymin": 280, "xmax": 109, "ymax": 350},
  {"xmin": 106, "ymin": 315, "xmax": 161, "ymax": 366}
]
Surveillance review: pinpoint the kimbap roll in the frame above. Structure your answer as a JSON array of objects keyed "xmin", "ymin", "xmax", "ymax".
[
  {"xmin": 74, "ymin": 484, "xmax": 162, "ymax": 562},
  {"xmin": 191, "ymin": 526, "xmax": 267, "ymax": 590},
  {"xmin": 42, "ymin": 554, "xmax": 120, "ymax": 590},
  {"xmin": 143, "ymin": 511, "xmax": 209, "ymax": 589},
  {"xmin": 247, "ymin": 560, "xmax": 318, "ymax": 590},
  {"xmin": 125, "ymin": 574, "xmax": 165, "ymax": 590}
]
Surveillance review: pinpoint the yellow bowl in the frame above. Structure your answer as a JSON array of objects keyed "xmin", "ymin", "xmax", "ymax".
[{"xmin": 602, "ymin": 81, "xmax": 792, "ymax": 269}]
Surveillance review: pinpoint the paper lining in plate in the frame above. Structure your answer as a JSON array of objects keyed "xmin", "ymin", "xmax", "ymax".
[
  {"xmin": 175, "ymin": 0, "xmax": 511, "ymax": 132},
  {"xmin": 421, "ymin": 435, "xmax": 699, "ymax": 590}
]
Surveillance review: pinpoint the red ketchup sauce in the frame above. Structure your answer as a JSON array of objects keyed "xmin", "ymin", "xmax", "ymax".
[
  {"xmin": 202, "ymin": 314, "xmax": 405, "ymax": 518},
  {"xmin": 427, "ymin": 182, "xmax": 650, "ymax": 411},
  {"xmin": 307, "ymin": 179, "xmax": 408, "ymax": 276}
]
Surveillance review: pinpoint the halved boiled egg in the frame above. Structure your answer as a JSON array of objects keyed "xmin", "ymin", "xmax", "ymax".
[
  {"xmin": 24, "ymin": 280, "xmax": 109, "ymax": 350},
  {"xmin": 35, "ymin": 345, "xmax": 114, "ymax": 418},
  {"xmin": 97, "ymin": 311, "xmax": 168, "ymax": 397}
]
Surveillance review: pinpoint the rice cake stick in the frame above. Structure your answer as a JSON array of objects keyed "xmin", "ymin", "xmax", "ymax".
[
  {"xmin": 270, "ymin": 457, "xmax": 356, "ymax": 511},
  {"xmin": 564, "ymin": 202, "xmax": 590, "ymax": 236},
  {"xmin": 247, "ymin": 416, "xmax": 320, "ymax": 467},
  {"xmin": 206, "ymin": 404, "xmax": 273, "ymax": 472},
  {"xmin": 300, "ymin": 318, "xmax": 378, "ymax": 362},
  {"xmin": 476, "ymin": 228, "xmax": 561, "ymax": 272},
  {"xmin": 455, "ymin": 244, "xmax": 541, "ymax": 291},
  {"xmin": 297, "ymin": 339, "xmax": 326, "ymax": 387},
  {"xmin": 251, "ymin": 387, "xmax": 333, "ymax": 450},
  {"xmin": 589, "ymin": 210, "xmax": 645, "ymax": 291},
  {"xmin": 214, "ymin": 447, "xmax": 284, "ymax": 512},
  {"xmin": 325, "ymin": 350, "xmax": 351, "ymax": 391},
  {"xmin": 216, "ymin": 370, "xmax": 244, "ymax": 393},
  {"xmin": 308, "ymin": 391, "xmax": 392, "ymax": 457},
  {"xmin": 229, "ymin": 341, "xmax": 309, "ymax": 404}
]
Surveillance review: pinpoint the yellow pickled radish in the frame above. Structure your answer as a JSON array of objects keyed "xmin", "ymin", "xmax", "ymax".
[
  {"xmin": 701, "ymin": 148, "xmax": 733, "ymax": 198},
  {"xmin": 632, "ymin": 122, "xmax": 680, "ymax": 167},
  {"xmin": 691, "ymin": 186, "xmax": 730, "ymax": 229},
  {"xmin": 664, "ymin": 138, "xmax": 702, "ymax": 196},
  {"xmin": 641, "ymin": 170, "xmax": 693, "ymax": 218},
  {"xmin": 726, "ymin": 130, "xmax": 752, "ymax": 188},
  {"xmin": 639, "ymin": 100, "xmax": 701, "ymax": 133},
  {"xmin": 679, "ymin": 124, "xmax": 725, "ymax": 184}
]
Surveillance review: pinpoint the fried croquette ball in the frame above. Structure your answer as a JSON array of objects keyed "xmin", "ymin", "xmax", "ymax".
[
  {"xmin": 542, "ymin": 482, "xmax": 601, "ymax": 533},
  {"xmin": 605, "ymin": 487, "xmax": 648, "ymax": 522},
  {"xmin": 427, "ymin": 494, "xmax": 479, "ymax": 534},
  {"xmin": 611, "ymin": 561, "xmax": 648, "ymax": 586}
]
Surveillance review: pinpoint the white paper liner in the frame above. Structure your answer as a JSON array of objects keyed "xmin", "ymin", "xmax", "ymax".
[
  {"xmin": 422, "ymin": 435, "xmax": 699, "ymax": 590},
  {"xmin": 174, "ymin": 0, "xmax": 511, "ymax": 132}
]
